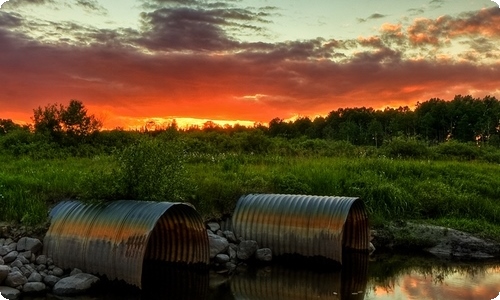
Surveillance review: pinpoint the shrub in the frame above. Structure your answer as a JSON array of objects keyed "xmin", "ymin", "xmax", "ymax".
[
  {"xmin": 433, "ymin": 141, "xmax": 479, "ymax": 160},
  {"xmin": 381, "ymin": 137, "xmax": 430, "ymax": 159},
  {"xmin": 116, "ymin": 138, "xmax": 190, "ymax": 202}
]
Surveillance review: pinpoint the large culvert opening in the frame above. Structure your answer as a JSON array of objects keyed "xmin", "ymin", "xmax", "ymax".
[
  {"xmin": 143, "ymin": 203, "xmax": 209, "ymax": 266},
  {"xmin": 141, "ymin": 203, "xmax": 209, "ymax": 292},
  {"xmin": 342, "ymin": 199, "xmax": 369, "ymax": 251}
]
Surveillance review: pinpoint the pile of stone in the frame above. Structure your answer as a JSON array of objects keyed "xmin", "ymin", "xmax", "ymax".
[
  {"xmin": 206, "ymin": 221, "xmax": 272, "ymax": 273},
  {"xmin": 0, "ymin": 237, "xmax": 99, "ymax": 300}
]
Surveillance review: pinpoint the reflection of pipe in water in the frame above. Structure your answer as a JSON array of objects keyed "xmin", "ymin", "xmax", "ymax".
[
  {"xmin": 231, "ymin": 251, "xmax": 369, "ymax": 300},
  {"xmin": 141, "ymin": 261, "xmax": 209, "ymax": 300}
]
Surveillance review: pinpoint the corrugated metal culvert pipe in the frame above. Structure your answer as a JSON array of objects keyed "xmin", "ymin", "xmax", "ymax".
[
  {"xmin": 231, "ymin": 194, "xmax": 370, "ymax": 263},
  {"xmin": 43, "ymin": 200, "xmax": 209, "ymax": 289}
]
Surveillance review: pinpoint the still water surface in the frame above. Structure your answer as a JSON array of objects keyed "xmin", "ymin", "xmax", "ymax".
[{"xmin": 27, "ymin": 253, "xmax": 500, "ymax": 300}]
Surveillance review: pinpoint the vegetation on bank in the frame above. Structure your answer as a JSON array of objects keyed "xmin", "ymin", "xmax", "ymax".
[{"xmin": 1, "ymin": 96, "xmax": 500, "ymax": 242}]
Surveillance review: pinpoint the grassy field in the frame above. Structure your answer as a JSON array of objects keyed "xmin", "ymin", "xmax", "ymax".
[{"xmin": 1, "ymin": 150, "xmax": 500, "ymax": 241}]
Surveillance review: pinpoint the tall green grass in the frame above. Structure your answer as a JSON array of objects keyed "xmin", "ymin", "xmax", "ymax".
[{"xmin": 1, "ymin": 151, "xmax": 500, "ymax": 241}]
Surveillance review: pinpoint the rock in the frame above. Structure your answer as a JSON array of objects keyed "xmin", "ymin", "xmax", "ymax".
[
  {"xmin": 52, "ymin": 273, "xmax": 100, "ymax": 296},
  {"xmin": 19, "ymin": 266, "xmax": 32, "ymax": 278},
  {"xmin": 0, "ymin": 286, "xmax": 21, "ymax": 300},
  {"xmin": 214, "ymin": 254, "xmax": 230, "ymax": 264},
  {"xmin": 3, "ymin": 251, "xmax": 18, "ymax": 264},
  {"xmin": 0, "ymin": 258, "xmax": 4, "ymax": 265},
  {"xmin": 237, "ymin": 240, "xmax": 259, "ymax": 260},
  {"xmin": 16, "ymin": 237, "xmax": 42, "ymax": 254},
  {"xmin": 207, "ymin": 230, "xmax": 229, "ymax": 259},
  {"xmin": 228, "ymin": 246, "xmax": 237, "ymax": 260},
  {"xmin": 4, "ymin": 271, "xmax": 27, "ymax": 287},
  {"xmin": 225, "ymin": 262, "xmax": 237, "ymax": 272},
  {"xmin": 207, "ymin": 222, "xmax": 221, "ymax": 233},
  {"xmin": 15, "ymin": 256, "xmax": 29, "ymax": 265},
  {"xmin": 35, "ymin": 255, "xmax": 47, "ymax": 265},
  {"xmin": 27, "ymin": 271, "xmax": 42, "ymax": 282},
  {"xmin": 36, "ymin": 264, "xmax": 46, "ymax": 272},
  {"xmin": 0, "ymin": 238, "xmax": 4, "ymax": 246},
  {"xmin": 5, "ymin": 243, "xmax": 16, "ymax": 253},
  {"xmin": 369, "ymin": 242, "xmax": 376, "ymax": 254},
  {"xmin": 17, "ymin": 251, "xmax": 31, "ymax": 260},
  {"xmin": 43, "ymin": 275, "xmax": 60, "ymax": 287},
  {"xmin": 10, "ymin": 260, "xmax": 23, "ymax": 269},
  {"xmin": 0, "ymin": 246, "xmax": 10, "ymax": 256},
  {"xmin": 223, "ymin": 231, "xmax": 238, "ymax": 243},
  {"xmin": 0, "ymin": 265, "xmax": 10, "ymax": 283},
  {"xmin": 255, "ymin": 248, "xmax": 272, "ymax": 262},
  {"xmin": 52, "ymin": 267, "xmax": 64, "ymax": 277},
  {"xmin": 22, "ymin": 282, "xmax": 46, "ymax": 294},
  {"xmin": 70, "ymin": 268, "xmax": 83, "ymax": 276}
]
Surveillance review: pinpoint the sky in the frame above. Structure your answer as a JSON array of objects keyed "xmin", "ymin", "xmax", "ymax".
[{"xmin": 0, "ymin": 0, "xmax": 499, "ymax": 129}]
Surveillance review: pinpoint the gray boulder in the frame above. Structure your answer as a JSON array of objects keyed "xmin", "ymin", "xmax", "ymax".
[
  {"xmin": 207, "ymin": 230, "xmax": 229, "ymax": 259},
  {"xmin": 0, "ymin": 265, "xmax": 10, "ymax": 283},
  {"xmin": 0, "ymin": 286, "xmax": 21, "ymax": 300},
  {"xmin": 27, "ymin": 272, "xmax": 42, "ymax": 282},
  {"xmin": 3, "ymin": 251, "xmax": 18, "ymax": 264},
  {"xmin": 17, "ymin": 251, "xmax": 31, "ymax": 260},
  {"xmin": 52, "ymin": 267, "xmax": 64, "ymax": 277},
  {"xmin": 43, "ymin": 275, "xmax": 60, "ymax": 287},
  {"xmin": 255, "ymin": 248, "xmax": 272, "ymax": 262},
  {"xmin": 5, "ymin": 271, "xmax": 27, "ymax": 287},
  {"xmin": 0, "ymin": 257, "xmax": 4, "ymax": 265},
  {"xmin": 207, "ymin": 222, "xmax": 221, "ymax": 233},
  {"xmin": 16, "ymin": 238, "xmax": 42, "ymax": 254},
  {"xmin": 223, "ymin": 231, "xmax": 238, "ymax": 243},
  {"xmin": 52, "ymin": 273, "xmax": 100, "ymax": 296},
  {"xmin": 14, "ymin": 255, "xmax": 29, "ymax": 265},
  {"xmin": 0, "ymin": 246, "xmax": 10, "ymax": 256},
  {"xmin": 214, "ymin": 254, "xmax": 230, "ymax": 264},
  {"xmin": 10, "ymin": 260, "xmax": 23, "ymax": 269},
  {"xmin": 22, "ymin": 282, "xmax": 46, "ymax": 294},
  {"xmin": 70, "ymin": 268, "xmax": 83, "ymax": 276},
  {"xmin": 237, "ymin": 240, "xmax": 259, "ymax": 260},
  {"xmin": 35, "ymin": 255, "xmax": 47, "ymax": 265}
]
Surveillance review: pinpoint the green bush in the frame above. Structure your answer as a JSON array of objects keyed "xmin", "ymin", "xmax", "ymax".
[
  {"xmin": 116, "ymin": 138, "xmax": 190, "ymax": 202},
  {"xmin": 381, "ymin": 137, "xmax": 430, "ymax": 159},
  {"xmin": 433, "ymin": 141, "xmax": 479, "ymax": 160}
]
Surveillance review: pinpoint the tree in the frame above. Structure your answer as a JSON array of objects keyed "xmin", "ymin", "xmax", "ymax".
[
  {"xmin": 0, "ymin": 119, "xmax": 23, "ymax": 135},
  {"xmin": 32, "ymin": 99, "xmax": 102, "ymax": 144}
]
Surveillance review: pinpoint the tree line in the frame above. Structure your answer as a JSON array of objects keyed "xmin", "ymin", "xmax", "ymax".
[{"xmin": 0, "ymin": 95, "xmax": 499, "ymax": 158}]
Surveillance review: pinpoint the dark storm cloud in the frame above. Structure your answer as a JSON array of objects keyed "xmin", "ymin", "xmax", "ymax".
[
  {"xmin": 136, "ymin": 5, "xmax": 272, "ymax": 52},
  {"xmin": 137, "ymin": 7, "xmax": 239, "ymax": 51}
]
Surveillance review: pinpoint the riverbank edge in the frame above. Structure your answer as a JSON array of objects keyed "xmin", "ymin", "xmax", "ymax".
[{"xmin": 2, "ymin": 220, "xmax": 500, "ymax": 299}]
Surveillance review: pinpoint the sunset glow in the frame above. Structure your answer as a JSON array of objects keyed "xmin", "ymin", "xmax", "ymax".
[{"xmin": 0, "ymin": 0, "xmax": 499, "ymax": 129}]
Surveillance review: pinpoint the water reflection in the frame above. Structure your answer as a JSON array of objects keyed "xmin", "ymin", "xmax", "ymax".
[
  {"xmin": 230, "ymin": 252, "xmax": 369, "ymax": 300},
  {"xmin": 365, "ymin": 253, "xmax": 500, "ymax": 300},
  {"xmin": 31, "ymin": 253, "xmax": 500, "ymax": 300}
]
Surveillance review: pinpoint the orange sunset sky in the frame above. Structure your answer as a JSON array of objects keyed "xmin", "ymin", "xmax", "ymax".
[{"xmin": 0, "ymin": 0, "xmax": 499, "ymax": 129}]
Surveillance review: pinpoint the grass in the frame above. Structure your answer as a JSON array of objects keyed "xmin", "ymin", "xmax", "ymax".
[{"xmin": 1, "ymin": 151, "xmax": 500, "ymax": 241}]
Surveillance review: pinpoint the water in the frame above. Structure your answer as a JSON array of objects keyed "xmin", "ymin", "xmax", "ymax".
[{"xmin": 24, "ymin": 252, "xmax": 500, "ymax": 300}]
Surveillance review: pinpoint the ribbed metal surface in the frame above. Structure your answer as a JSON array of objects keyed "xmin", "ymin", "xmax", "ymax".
[
  {"xmin": 232, "ymin": 194, "xmax": 369, "ymax": 263},
  {"xmin": 43, "ymin": 200, "xmax": 209, "ymax": 288}
]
